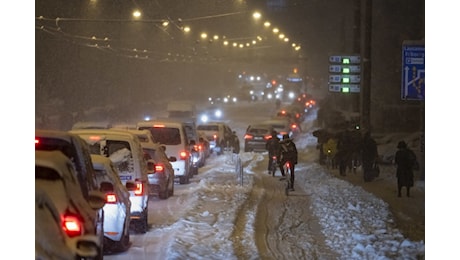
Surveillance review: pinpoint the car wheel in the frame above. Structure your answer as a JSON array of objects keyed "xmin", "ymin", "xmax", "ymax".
[
  {"xmin": 159, "ymin": 185, "xmax": 169, "ymax": 199},
  {"xmin": 113, "ymin": 221, "xmax": 130, "ymax": 252},
  {"xmin": 169, "ymin": 180, "xmax": 174, "ymax": 196},
  {"xmin": 136, "ymin": 210, "xmax": 148, "ymax": 234}
]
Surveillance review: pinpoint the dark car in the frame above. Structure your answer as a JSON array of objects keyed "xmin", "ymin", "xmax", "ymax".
[{"xmin": 243, "ymin": 124, "xmax": 274, "ymax": 152}]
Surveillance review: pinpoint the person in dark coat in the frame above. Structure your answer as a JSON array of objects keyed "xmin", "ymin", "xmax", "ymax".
[
  {"xmin": 279, "ymin": 134, "xmax": 298, "ymax": 190},
  {"xmin": 361, "ymin": 131, "xmax": 379, "ymax": 181},
  {"xmin": 336, "ymin": 129, "xmax": 352, "ymax": 176},
  {"xmin": 394, "ymin": 141, "xmax": 416, "ymax": 197},
  {"xmin": 265, "ymin": 131, "xmax": 281, "ymax": 173}
]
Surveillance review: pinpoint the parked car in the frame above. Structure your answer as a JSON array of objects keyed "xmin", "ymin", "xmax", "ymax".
[
  {"xmin": 91, "ymin": 154, "xmax": 131, "ymax": 253},
  {"xmin": 196, "ymin": 121, "xmax": 235, "ymax": 155},
  {"xmin": 35, "ymin": 150, "xmax": 105, "ymax": 259},
  {"xmin": 35, "ymin": 189, "xmax": 100, "ymax": 259},
  {"xmin": 121, "ymin": 129, "xmax": 176, "ymax": 200},
  {"xmin": 244, "ymin": 124, "xmax": 275, "ymax": 152},
  {"xmin": 137, "ymin": 118, "xmax": 193, "ymax": 184},
  {"xmin": 35, "ymin": 129, "xmax": 105, "ymax": 258},
  {"xmin": 70, "ymin": 129, "xmax": 150, "ymax": 233}
]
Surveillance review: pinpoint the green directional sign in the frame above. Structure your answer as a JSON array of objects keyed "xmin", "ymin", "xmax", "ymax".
[{"xmin": 328, "ymin": 54, "xmax": 361, "ymax": 93}]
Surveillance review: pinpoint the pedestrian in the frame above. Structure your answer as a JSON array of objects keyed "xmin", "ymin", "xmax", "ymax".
[
  {"xmin": 394, "ymin": 141, "xmax": 417, "ymax": 197},
  {"xmin": 361, "ymin": 131, "xmax": 379, "ymax": 182},
  {"xmin": 279, "ymin": 134, "xmax": 298, "ymax": 191},
  {"xmin": 336, "ymin": 129, "xmax": 352, "ymax": 176},
  {"xmin": 230, "ymin": 131, "xmax": 240, "ymax": 154},
  {"xmin": 265, "ymin": 131, "xmax": 281, "ymax": 173}
]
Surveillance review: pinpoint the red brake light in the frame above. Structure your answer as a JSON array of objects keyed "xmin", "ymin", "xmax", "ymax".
[
  {"xmin": 264, "ymin": 135, "xmax": 271, "ymax": 140},
  {"xmin": 244, "ymin": 134, "xmax": 253, "ymax": 140},
  {"xmin": 291, "ymin": 124, "xmax": 298, "ymax": 129},
  {"xmin": 155, "ymin": 164, "xmax": 164, "ymax": 173},
  {"xmin": 134, "ymin": 182, "xmax": 144, "ymax": 196},
  {"xmin": 180, "ymin": 151, "xmax": 188, "ymax": 160},
  {"xmin": 62, "ymin": 214, "xmax": 83, "ymax": 237},
  {"xmin": 35, "ymin": 139, "xmax": 40, "ymax": 145},
  {"xmin": 106, "ymin": 193, "xmax": 117, "ymax": 204}
]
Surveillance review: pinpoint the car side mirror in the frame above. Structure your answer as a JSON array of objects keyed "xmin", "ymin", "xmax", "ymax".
[
  {"xmin": 125, "ymin": 181, "xmax": 137, "ymax": 191},
  {"xmin": 100, "ymin": 181, "xmax": 114, "ymax": 193},
  {"xmin": 87, "ymin": 190, "xmax": 106, "ymax": 210},
  {"xmin": 147, "ymin": 159, "xmax": 156, "ymax": 172}
]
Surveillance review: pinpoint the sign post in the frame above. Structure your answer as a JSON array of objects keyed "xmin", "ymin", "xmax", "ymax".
[{"xmin": 328, "ymin": 55, "xmax": 361, "ymax": 93}]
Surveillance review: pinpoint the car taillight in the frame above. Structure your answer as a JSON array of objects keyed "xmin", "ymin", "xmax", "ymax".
[
  {"xmin": 35, "ymin": 138, "xmax": 40, "ymax": 145},
  {"xmin": 62, "ymin": 214, "xmax": 83, "ymax": 238},
  {"xmin": 264, "ymin": 135, "xmax": 271, "ymax": 140},
  {"xmin": 244, "ymin": 134, "xmax": 253, "ymax": 140},
  {"xmin": 291, "ymin": 124, "xmax": 298, "ymax": 129},
  {"xmin": 180, "ymin": 151, "xmax": 188, "ymax": 160},
  {"xmin": 106, "ymin": 193, "xmax": 117, "ymax": 204},
  {"xmin": 155, "ymin": 164, "xmax": 164, "ymax": 173},
  {"xmin": 134, "ymin": 182, "xmax": 144, "ymax": 196}
]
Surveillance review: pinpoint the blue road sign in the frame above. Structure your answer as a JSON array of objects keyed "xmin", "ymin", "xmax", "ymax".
[{"xmin": 401, "ymin": 42, "xmax": 425, "ymax": 100}]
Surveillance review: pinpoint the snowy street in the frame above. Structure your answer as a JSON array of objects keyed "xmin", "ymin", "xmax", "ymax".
[{"xmin": 104, "ymin": 101, "xmax": 425, "ymax": 260}]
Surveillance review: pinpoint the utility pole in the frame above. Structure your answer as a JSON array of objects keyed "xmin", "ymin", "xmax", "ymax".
[{"xmin": 360, "ymin": 0, "xmax": 372, "ymax": 132}]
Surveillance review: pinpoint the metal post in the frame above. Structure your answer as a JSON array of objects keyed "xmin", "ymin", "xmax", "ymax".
[{"xmin": 360, "ymin": 0, "xmax": 372, "ymax": 131}]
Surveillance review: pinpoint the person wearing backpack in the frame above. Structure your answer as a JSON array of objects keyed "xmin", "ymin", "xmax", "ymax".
[
  {"xmin": 265, "ymin": 131, "xmax": 281, "ymax": 174},
  {"xmin": 279, "ymin": 134, "xmax": 298, "ymax": 191},
  {"xmin": 394, "ymin": 140, "xmax": 416, "ymax": 197}
]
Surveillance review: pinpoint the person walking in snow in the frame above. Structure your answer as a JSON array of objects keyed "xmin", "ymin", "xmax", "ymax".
[
  {"xmin": 361, "ymin": 131, "xmax": 379, "ymax": 182},
  {"xmin": 394, "ymin": 140, "xmax": 417, "ymax": 197}
]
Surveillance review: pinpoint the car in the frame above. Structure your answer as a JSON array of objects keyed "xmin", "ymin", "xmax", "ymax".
[
  {"xmin": 35, "ymin": 189, "xmax": 100, "ymax": 260},
  {"xmin": 70, "ymin": 128, "xmax": 150, "ymax": 234},
  {"xmin": 121, "ymin": 129, "xmax": 176, "ymax": 199},
  {"xmin": 137, "ymin": 118, "xmax": 193, "ymax": 185},
  {"xmin": 197, "ymin": 104, "xmax": 224, "ymax": 123},
  {"xmin": 35, "ymin": 129, "xmax": 106, "ymax": 258},
  {"xmin": 91, "ymin": 154, "xmax": 132, "ymax": 253},
  {"xmin": 35, "ymin": 150, "xmax": 106, "ymax": 259},
  {"xmin": 196, "ymin": 122, "xmax": 235, "ymax": 155},
  {"xmin": 244, "ymin": 124, "xmax": 275, "ymax": 152},
  {"xmin": 261, "ymin": 118, "xmax": 294, "ymax": 140}
]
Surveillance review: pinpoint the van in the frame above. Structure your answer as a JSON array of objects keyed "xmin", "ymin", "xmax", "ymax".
[
  {"xmin": 137, "ymin": 118, "xmax": 192, "ymax": 184},
  {"xmin": 69, "ymin": 129, "xmax": 150, "ymax": 233}
]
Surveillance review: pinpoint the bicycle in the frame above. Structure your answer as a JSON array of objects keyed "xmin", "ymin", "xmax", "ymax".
[
  {"xmin": 283, "ymin": 161, "xmax": 293, "ymax": 196},
  {"xmin": 325, "ymin": 149, "xmax": 333, "ymax": 169},
  {"xmin": 269, "ymin": 155, "xmax": 278, "ymax": 176}
]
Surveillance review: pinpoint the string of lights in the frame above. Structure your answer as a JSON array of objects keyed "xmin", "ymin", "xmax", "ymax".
[{"xmin": 36, "ymin": 10, "xmax": 301, "ymax": 64}]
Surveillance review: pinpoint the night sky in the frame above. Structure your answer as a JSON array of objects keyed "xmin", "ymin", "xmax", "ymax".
[{"xmin": 35, "ymin": 0, "xmax": 424, "ymax": 122}]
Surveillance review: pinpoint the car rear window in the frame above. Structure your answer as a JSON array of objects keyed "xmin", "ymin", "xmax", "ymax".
[
  {"xmin": 140, "ymin": 127, "xmax": 181, "ymax": 145},
  {"xmin": 36, "ymin": 166, "xmax": 61, "ymax": 181},
  {"xmin": 197, "ymin": 125, "xmax": 219, "ymax": 131},
  {"xmin": 249, "ymin": 128, "xmax": 270, "ymax": 135}
]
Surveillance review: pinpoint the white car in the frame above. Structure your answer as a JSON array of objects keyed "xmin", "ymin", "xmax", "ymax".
[
  {"xmin": 137, "ymin": 119, "xmax": 193, "ymax": 184},
  {"xmin": 35, "ymin": 189, "xmax": 100, "ymax": 259},
  {"xmin": 35, "ymin": 150, "xmax": 105, "ymax": 259},
  {"xmin": 196, "ymin": 122, "xmax": 235, "ymax": 155},
  {"xmin": 119, "ymin": 129, "xmax": 176, "ymax": 199},
  {"xmin": 70, "ymin": 129, "xmax": 150, "ymax": 234},
  {"xmin": 91, "ymin": 154, "xmax": 132, "ymax": 253}
]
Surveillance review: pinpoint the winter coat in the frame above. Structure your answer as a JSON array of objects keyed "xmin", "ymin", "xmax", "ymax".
[
  {"xmin": 322, "ymin": 138, "xmax": 338, "ymax": 157},
  {"xmin": 279, "ymin": 139, "xmax": 298, "ymax": 164},
  {"xmin": 394, "ymin": 148, "xmax": 415, "ymax": 187},
  {"xmin": 266, "ymin": 137, "xmax": 281, "ymax": 157}
]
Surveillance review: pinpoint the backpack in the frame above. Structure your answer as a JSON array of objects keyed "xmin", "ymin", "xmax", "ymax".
[{"xmin": 281, "ymin": 141, "xmax": 296, "ymax": 159}]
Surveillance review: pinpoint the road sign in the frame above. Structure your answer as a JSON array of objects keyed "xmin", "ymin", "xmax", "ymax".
[
  {"xmin": 329, "ymin": 54, "xmax": 361, "ymax": 93},
  {"xmin": 329, "ymin": 55, "xmax": 361, "ymax": 64},
  {"xmin": 401, "ymin": 42, "xmax": 424, "ymax": 100},
  {"xmin": 329, "ymin": 74, "xmax": 361, "ymax": 83},
  {"xmin": 329, "ymin": 84, "xmax": 360, "ymax": 93}
]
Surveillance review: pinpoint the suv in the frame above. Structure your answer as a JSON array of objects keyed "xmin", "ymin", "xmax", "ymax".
[
  {"xmin": 137, "ymin": 118, "xmax": 192, "ymax": 184},
  {"xmin": 122, "ymin": 129, "xmax": 176, "ymax": 199},
  {"xmin": 196, "ymin": 122, "xmax": 234, "ymax": 155},
  {"xmin": 70, "ymin": 129, "xmax": 150, "ymax": 233},
  {"xmin": 35, "ymin": 129, "xmax": 106, "ymax": 258}
]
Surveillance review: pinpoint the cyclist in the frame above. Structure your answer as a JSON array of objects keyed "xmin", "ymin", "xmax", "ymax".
[
  {"xmin": 265, "ymin": 131, "xmax": 281, "ymax": 174},
  {"xmin": 279, "ymin": 134, "xmax": 298, "ymax": 190}
]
